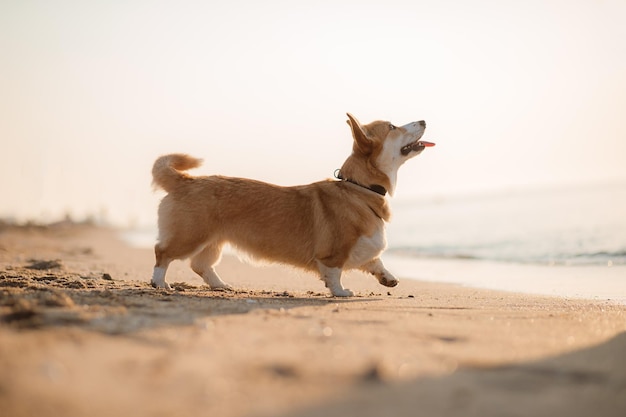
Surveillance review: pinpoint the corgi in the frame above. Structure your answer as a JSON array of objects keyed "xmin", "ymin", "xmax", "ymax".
[{"xmin": 151, "ymin": 113, "xmax": 434, "ymax": 296}]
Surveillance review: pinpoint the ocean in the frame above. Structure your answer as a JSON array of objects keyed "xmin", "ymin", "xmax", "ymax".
[
  {"xmin": 123, "ymin": 181, "xmax": 626, "ymax": 302},
  {"xmin": 387, "ymin": 181, "xmax": 626, "ymax": 267}
]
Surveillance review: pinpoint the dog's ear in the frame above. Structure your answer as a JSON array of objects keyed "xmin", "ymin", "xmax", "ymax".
[{"xmin": 346, "ymin": 113, "xmax": 372, "ymax": 155}]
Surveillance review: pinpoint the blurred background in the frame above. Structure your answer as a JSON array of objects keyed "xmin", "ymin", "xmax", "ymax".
[{"xmin": 1, "ymin": 1, "xmax": 625, "ymax": 277}]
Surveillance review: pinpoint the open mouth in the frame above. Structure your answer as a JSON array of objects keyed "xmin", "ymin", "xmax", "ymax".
[{"xmin": 401, "ymin": 140, "xmax": 436, "ymax": 156}]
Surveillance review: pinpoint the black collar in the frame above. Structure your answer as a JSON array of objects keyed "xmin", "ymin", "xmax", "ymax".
[{"xmin": 334, "ymin": 169, "xmax": 387, "ymax": 196}]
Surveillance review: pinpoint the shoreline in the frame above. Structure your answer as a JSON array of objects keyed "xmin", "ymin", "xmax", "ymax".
[
  {"xmin": 1, "ymin": 224, "xmax": 625, "ymax": 417},
  {"xmin": 384, "ymin": 254, "xmax": 626, "ymax": 304}
]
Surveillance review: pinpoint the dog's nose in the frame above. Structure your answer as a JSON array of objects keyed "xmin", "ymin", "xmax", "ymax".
[{"xmin": 418, "ymin": 120, "xmax": 426, "ymax": 127}]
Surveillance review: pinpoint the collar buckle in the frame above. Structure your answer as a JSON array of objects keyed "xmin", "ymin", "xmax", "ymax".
[{"xmin": 334, "ymin": 169, "xmax": 387, "ymax": 196}]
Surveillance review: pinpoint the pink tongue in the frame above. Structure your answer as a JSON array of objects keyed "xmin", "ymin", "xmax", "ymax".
[{"xmin": 418, "ymin": 141, "xmax": 436, "ymax": 147}]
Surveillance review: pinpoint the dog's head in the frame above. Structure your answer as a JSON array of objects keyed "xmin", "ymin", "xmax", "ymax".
[{"xmin": 342, "ymin": 113, "xmax": 434, "ymax": 196}]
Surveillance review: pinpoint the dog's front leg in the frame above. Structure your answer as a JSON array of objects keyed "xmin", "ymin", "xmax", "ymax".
[
  {"xmin": 317, "ymin": 262, "xmax": 354, "ymax": 297},
  {"xmin": 360, "ymin": 258, "xmax": 399, "ymax": 288}
]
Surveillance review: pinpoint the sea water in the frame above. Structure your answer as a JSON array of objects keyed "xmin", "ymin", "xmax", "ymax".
[
  {"xmin": 123, "ymin": 181, "xmax": 626, "ymax": 302},
  {"xmin": 384, "ymin": 181, "xmax": 626, "ymax": 302},
  {"xmin": 386, "ymin": 182, "xmax": 626, "ymax": 266}
]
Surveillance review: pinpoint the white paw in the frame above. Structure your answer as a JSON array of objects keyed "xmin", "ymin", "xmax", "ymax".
[
  {"xmin": 151, "ymin": 280, "xmax": 172, "ymax": 290},
  {"xmin": 151, "ymin": 267, "xmax": 171, "ymax": 290},
  {"xmin": 331, "ymin": 288, "xmax": 354, "ymax": 297},
  {"xmin": 377, "ymin": 272, "xmax": 399, "ymax": 288},
  {"xmin": 211, "ymin": 282, "xmax": 233, "ymax": 291},
  {"xmin": 380, "ymin": 277, "xmax": 399, "ymax": 287}
]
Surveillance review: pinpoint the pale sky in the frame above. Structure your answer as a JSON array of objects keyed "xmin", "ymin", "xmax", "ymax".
[{"xmin": 1, "ymin": 0, "xmax": 625, "ymax": 226}]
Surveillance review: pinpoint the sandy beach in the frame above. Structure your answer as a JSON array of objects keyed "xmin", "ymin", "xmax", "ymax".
[{"xmin": 1, "ymin": 223, "xmax": 625, "ymax": 417}]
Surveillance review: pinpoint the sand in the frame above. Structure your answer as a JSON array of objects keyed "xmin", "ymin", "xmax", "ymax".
[{"xmin": 0, "ymin": 223, "xmax": 625, "ymax": 417}]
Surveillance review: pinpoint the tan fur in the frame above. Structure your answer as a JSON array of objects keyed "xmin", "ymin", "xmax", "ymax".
[
  {"xmin": 152, "ymin": 154, "xmax": 203, "ymax": 193},
  {"xmin": 151, "ymin": 113, "xmax": 429, "ymax": 296}
]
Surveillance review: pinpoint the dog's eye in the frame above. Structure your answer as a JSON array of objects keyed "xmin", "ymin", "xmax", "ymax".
[{"xmin": 389, "ymin": 124, "xmax": 396, "ymax": 130}]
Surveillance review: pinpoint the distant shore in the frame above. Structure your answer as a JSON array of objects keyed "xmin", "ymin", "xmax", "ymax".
[{"xmin": 1, "ymin": 223, "xmax": 625, "ymax": 417}]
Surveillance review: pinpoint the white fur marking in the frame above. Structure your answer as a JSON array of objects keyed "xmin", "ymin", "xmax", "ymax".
[
  {"xmin": 362, "ymin": 258, "xmax": 399, "ymax": 287},
  {"xmin": 376, "ymin": 121, "xmax": 426, "ymax": 196},
  {"xmin": 346, "ymin": 229, "xmax": 387, "ymax": 269},
  {"xmin": 317, "ymin": 263, "xmax": 353, "ymax": 297},
  {"xmin": 202, "ymin": 268, "xmax": 232, "ymax": 289},
  {"xmin": 151, "ymin": 267, "xmax": 170, "ymax": 289},
  {"xmin": 377, "ymin": 138, "xmax": 402, "ymax": 196}
]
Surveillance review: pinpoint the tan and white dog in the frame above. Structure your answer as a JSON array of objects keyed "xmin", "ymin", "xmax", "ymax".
[{"xmin": 151, "ymin": 113, "xmax": 434, "ymax": 296}]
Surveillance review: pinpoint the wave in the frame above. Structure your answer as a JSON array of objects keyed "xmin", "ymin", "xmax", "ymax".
[
  {"xmin": 387, "ymin": 183, "xmax": 626, "ymax": 268},
  {"xmin": 387, "ymin": 246, "xmax": 626, "ymax": 266}
]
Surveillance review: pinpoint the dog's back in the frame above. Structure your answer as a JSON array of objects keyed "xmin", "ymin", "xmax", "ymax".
[{"xmin": 153, "ymin": 155, "xmax": 389, "ymax": 271}]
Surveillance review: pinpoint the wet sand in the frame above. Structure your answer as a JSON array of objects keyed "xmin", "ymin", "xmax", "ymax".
[{"xmin": 1, "ymin": 223, "xmax": 625, "ymax": 417}]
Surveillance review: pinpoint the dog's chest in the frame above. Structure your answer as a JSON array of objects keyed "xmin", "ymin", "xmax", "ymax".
[{"xmin": 345, "ymin": 227, "xmax": 387, "ymax": 268}]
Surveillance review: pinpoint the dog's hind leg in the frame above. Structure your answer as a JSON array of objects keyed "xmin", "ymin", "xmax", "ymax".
[
  {"xmin": 190, "ymin": 243, "xmax": 232, "ymax": 290},
  {"xmin": 152, "ymin": 244, "xmax": 173, "ymax": 290},
  {"xmin": 317, "ymin": 262, "xmax": 353, "ymax": 297},
  {"xmin": 360, "ymin": 258, "xmax": 399, "ymax": 288}
]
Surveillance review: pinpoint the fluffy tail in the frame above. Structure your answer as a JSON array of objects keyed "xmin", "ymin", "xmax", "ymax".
[{"xmin": 152, "ymin": 154, "xmax": 203, "ymax": 193}]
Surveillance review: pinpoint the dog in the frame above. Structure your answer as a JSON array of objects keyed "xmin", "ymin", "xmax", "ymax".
[{"xmin": 151, "ymin": 113, "xmax": 434, "ymax": 296}]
